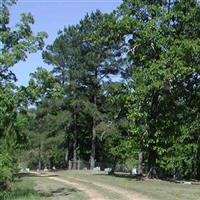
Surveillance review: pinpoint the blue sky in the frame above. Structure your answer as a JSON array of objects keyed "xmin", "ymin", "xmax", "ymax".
[{"xmin": 10, "ymin": 0, "xmax": 122, "ymax": 86}]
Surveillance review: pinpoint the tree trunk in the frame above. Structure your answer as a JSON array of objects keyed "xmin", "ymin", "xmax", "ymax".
[
  {"xmin": 49, "ymin": 157, "xmax": 53, "ymax": 170},
  {"xmin": 90, "ymin": 70, "xmax": 98, "ymax": 170},
  {"xmin": 64, "ymin": 148, "xmax": 69, "ymax": 168},
  {"xmin": 147, "ymin": 148, "xmax": 157, "ymax": 178},
  {"xmin": 72, "ymin": 139, "xmax": 77, "ymax": 170},
  {"xmin": 72, "ymin": 112, "xmax": 77, "ymax": 170},
  {"xmin": 138, "ymin": 150, "xmax": 144, "ymax": 175},
  {"xmin": 196, "ymin": 138, "xmax": 200, "ymax": 179},
  {"xmin": 90, "ymin": 115, "xmax": 96, "ymax": 170},
  {"xmin": 147, "ymin": 90, "xmax": 159, "ymax": 178},
  {"xmin": 64, "ymin": 131, "xmax": 70, "ymax": 168},
  {"xmin": 38, "ymin": 160, "xmax": 42, "ymax": 171},
  {"xmin": 38, "ymin": 145, "xmax": 42, "ymax": 170},
  {"xmin": 148, "ymin": 148, "xmax": 157, "ymax": 171}
]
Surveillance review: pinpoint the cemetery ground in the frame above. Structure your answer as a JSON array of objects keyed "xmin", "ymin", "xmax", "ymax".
[{"xmin": 7, "ymin": 170, "xmax": 200, "ymax": 200}]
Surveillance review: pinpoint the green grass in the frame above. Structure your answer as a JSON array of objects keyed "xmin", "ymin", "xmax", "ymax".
[
  {"xmin": 58, "ymin": 170, "xmax": 200, "ymax": 200},
  {"xmin": 2, "ymin": 171, "xmax": 200, "ymax": 200},
  {"xmin": 4, "ymin": 176, "xmax": 87, "ymax": 200},
  {"xmin": 1, "ymin": 176, "xmax": 87, "ymax": 200},
  {"xmin": 6, "ymin": 177, "xmax": 45, "ymax": 200}
]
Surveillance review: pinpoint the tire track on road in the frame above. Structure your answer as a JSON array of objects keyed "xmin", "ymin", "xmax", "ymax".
[
  {"xmin": 48, "ymin": 176, "xmax": 107, "ymax": 200},
  {"xmin": 67, "ymin": 176, "xmax": 149, "ymax": 200}
]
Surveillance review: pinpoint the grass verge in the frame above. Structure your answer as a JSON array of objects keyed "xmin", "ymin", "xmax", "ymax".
[
  {"xmin": 2, "ymin": 177, "xmax": 45, "ymax": 200},
  {"xmin": 2, "ymin": 176, "xmax": 87, "ymax": 200}
]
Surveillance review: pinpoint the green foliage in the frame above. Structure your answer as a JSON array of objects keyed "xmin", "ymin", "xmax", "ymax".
[
  {"xmin": 5, "ymin": 177, "xmax": 44, "ymax": 200},
  {"xmin": 16, "ymin": 0, "xmax": 200, "ymax": 180},
  {"xmin": 0, "ymin": 0, "xmax": 47, "ymax": 192},
  {"xmin": 0, "ymin": 153, "xmax": 13, "ymax": 183},
  {"xmin": 40, "ymin": 10, "xmax": 124, "ymax": 169},
  {"xmin": 115, "ymin": 0, "xmax": 200, "ymax": 178},
  {"xmin": 0, "ymin": 85, "xmax": 16, "ymax": 138},
  {"xmin": 0, "ymin": 0, "xmax": 47, "ymax": 82}
]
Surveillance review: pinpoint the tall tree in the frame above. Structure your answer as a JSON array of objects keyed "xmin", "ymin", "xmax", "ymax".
[
  {"xmin": 78, "ymin": 11, "xmax": 122, "ymax": 169},
  {"xmin": 43, "ymin": 25, "xmax": 87, "ymax": 169},
  {"xmin": 43, "ymin": 11, "xmax": 122, "ymax": 169},
  {"xmin": 116, "ymin": 0, "xmax": 200, "ymax": 177},
  {"xmin": 92, "ymin": 0, "xmax": 200, "ymax": 178}
]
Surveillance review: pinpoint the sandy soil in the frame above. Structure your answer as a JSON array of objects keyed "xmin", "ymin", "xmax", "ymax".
[
  {"xmin": 66, "ymin": 176, "xmax": 149, "ymax": 200},
  {"xmin": 48, "ymin": 176, "xmax": 107, "ymax": 200}
]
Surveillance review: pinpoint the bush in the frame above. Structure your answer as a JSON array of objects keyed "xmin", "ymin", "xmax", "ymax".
[
  {"xmin": 0, "ymin": 190, "xmax": 9, "ymax": 200},
  {"xmin": 0, "ymin": 153, "xmax": 13, "ymax": 189}
]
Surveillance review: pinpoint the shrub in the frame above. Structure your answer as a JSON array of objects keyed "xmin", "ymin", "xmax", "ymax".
[{"xmin": 0, "ymin": 153, "xmax": 13, "ymax": 189}]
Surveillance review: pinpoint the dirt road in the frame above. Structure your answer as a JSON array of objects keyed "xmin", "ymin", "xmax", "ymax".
[
  {"xmin": 32, "ymin": 171, "xmax": 149, "ymax": 200},
  {"xmin": 65, "ymin": 176, "xmax": 149, "ymax": 200},
  {"xmin": 48, "ymin": 176, "xmax": 106, "ymax": 200}
]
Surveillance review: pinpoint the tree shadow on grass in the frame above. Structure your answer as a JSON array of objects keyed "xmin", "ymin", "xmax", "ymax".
[
  {"xmin": 8, "ymin": 187, "xmax": 42, "ymax": 199},
  {"xmin": 94, "ymin": 172, "xmax": 145, "ymax": 181},
  {"xmin": 9, "ymin": 176, "xmax": 81, "ymax": 199},
  {"xmin": 8, "ymin": 184, "xmax": 80, "ymax": 199},
  {"xmin": 96, "ymin": 173, "xmax": 200, "ymax": 185},
  {"xmin": 37, "ymin": 187, "xmax": 80, "ymax": 197},
  {"xmin": 14, "ymin": 172, "xmax": 58, "ymax": 178}
]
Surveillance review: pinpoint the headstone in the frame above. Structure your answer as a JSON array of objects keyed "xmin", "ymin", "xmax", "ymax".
[
  {"xmin": 25, "ymin": 168, "xmax": 30, "ymax": 173},
  {"xmin": 77, "ymin": 160, "xmax": 80, "ymax": 170},
  {"xmin": 20, "ymin": 168, "xmax": 24, "ymax": 173},
  {"xmin": 44, "ymin": 167, "xmax": 48, "ymax": 172},
  {"xmin": 68, "ymin": 160, "xmax": 72, "ymax": 170},
  {"xmin": 93, "ymin": 166, "xmax": 100, "ymax": 171},
  {"xmin": 104, "ymin": 168, "xmax": 112, "ymax": 174},
  {"xmin": 52, "ymin": 166, "xmax": 56, "ymax": 172},
  {"xmin": 132, "ymin": 168, "xmax": 137, "ymax": 175}
]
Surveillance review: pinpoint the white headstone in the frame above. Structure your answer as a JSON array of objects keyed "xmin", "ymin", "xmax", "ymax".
[
  {"xmin": 132, "ymin": 168, "xmax": 137, "ymax": 175},
  {"xmin": 44, "ymin": 167, "xmax": 48, "ymax": 172},
  {"xmin": 104, "ymin": 168, "xmax": 112, "ymax": 173}
]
